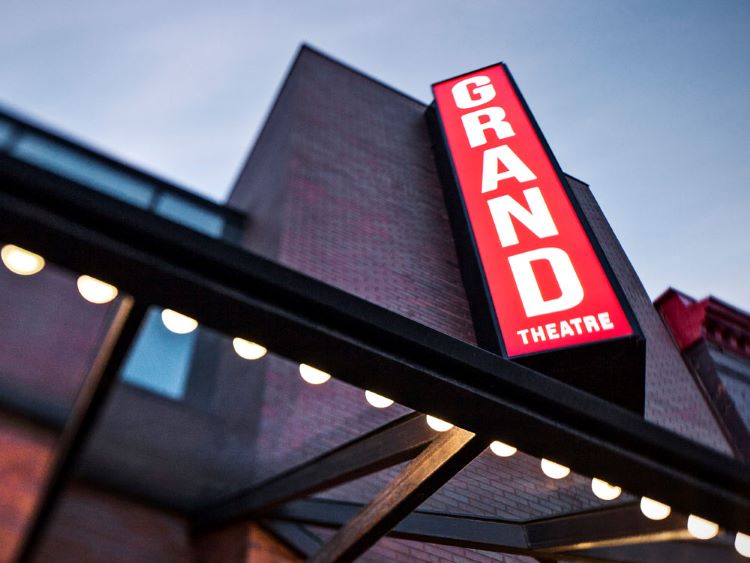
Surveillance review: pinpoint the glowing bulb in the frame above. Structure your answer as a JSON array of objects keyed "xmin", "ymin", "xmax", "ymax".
[
  {"xmin": 232, "ymin": 337, "xmax": 267, "ymax": 360},
  {"xmin": 687, "ymin": 514, "xmax": 719, "ymax": 540},
  {"xmin": 161, "ymin": 309, "xmax": 198, "ymax": 334},
  {"xmin": 640, "ymin": 497, "xmax": 671, "ymax": 520},
  {"xmin": 541, "ymin": 458, "xmax": 570, "ymax": 479},
  {"xmin": 1, "ymin": 244, "xmax": 45, "ymax": 276},
  {"xmin": 76, "ymin": 275, "xmax": 118, "ymax": 304},
  {"xmin": 591, "ymin": 478, "xmax": 621, "ymax": 501},
  {"xmin": 736, "ymin": 532, "xmax": 750, "ymax": 558},
  {"xmin": 365, "ymin": 390, "xmax": 393, "ymax": 408},
  {"xmin": 489, "ymin": 441, "xmax": 517, "ymax": 457},
  {"xmin": 426, "ymin": 415, "xmax": 453, "ymax": 432},
  {"xmin": 299, "ymin": 363, "xmax": 331, "ymax": 385}
]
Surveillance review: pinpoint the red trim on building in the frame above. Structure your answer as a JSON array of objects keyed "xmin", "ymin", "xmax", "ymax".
[{"xmin": 656, "ymin": 288, "xmax": 750, "ymax": 359}]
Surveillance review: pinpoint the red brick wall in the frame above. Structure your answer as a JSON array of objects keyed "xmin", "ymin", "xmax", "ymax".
[
  {"xmin": 32, "ymin": 484, "xmax": 192, "ymax": 563},
  {"xmin": 188, "ymin": 523, "xmax": 302, "ymax": 563},
  {"xmin": 0, "ymin": 406, "xmax": 296, "ymax": 563},
  {"xmin": 247, "ymin": 525, "xmax": 302, "ymax": 563},
  {"xmin": 0, "ymin": 412, "xmax": 54, "ymax": 563},
  {"xmin": 0, "ymin": 414, "xmax": 195, "ymax": 563}
]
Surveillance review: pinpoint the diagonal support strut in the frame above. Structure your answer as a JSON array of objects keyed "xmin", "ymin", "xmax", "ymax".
[
  {"xmin": 308, "ymin": 427, "xmax": 487, "ymax": 563},
  {"xmin": 194, "ymin": 412, "xmax": 436, "ymax": 532},
  {"xmin": 14, "ymin": 297, "xmax": 147, "ymax": 563}
]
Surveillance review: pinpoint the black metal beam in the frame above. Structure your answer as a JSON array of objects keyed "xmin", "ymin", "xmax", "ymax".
[
  {"xmin": 525, "ymin": 503, "xmax": 689, "ymax": 552},
  {"xmin": 0, "ymin": 158, "xmax": 748, "ymax": 532},
  {"xmin": 259, "ymin": 520, "xmax": 323, "ymax": 559},
  {"xmin": 14, "ymin": 297, "xmax": 147, "ymax": 563},
  {"xmin": 271, "ymin": 498, "xmax": 528, "ymax": 553},
  {"xmin": 573, "ymin": 537, "xmax": 749, "ymax": 563},
  {"xmin": 269, "ymin": 498, "xmax": 725, "ymax": 562},
  {"xmin": 194, "ymin": 413, "xmax": 435, "ymax": 530},
  {"xmin": 308, "ymin": 427, "xmax": 485, "ymax": 563}
]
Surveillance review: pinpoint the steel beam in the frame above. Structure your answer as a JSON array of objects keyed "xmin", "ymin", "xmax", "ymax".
[
  {"xmin": 268, "ymin": 499, "xmax": 718, "ymax": 561},
  {"xmin": 272, "ymin": 498, "xmax": 527, "ymax": 553},
  {"xmin": 14, "ymin": 297, "xmax": 147, "ymax": 563},
  {"xmin": 308, "ymin": 427, "xmax": 484, "ymax": 562},
  {"xmin": 259, "ymin": 520, "xmax": 323, "ymax": 559},
  {"xmin": 194, "ymin": 413, "xmax": 435, "ymax": 530}
]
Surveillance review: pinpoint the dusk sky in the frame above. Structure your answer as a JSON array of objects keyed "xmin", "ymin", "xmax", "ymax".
[{"xmin": 1, "ymin": 0, "xmax": 748, "ymax": 309}]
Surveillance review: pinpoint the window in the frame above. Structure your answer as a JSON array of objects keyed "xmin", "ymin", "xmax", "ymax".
[
  {"xmin": 120, "ymin": 308, "xmax": 197, "ymax": 399},
  {"xmin": 12, "ymin": 133, "xmax": 156, "ymax": 208},
  {"xmin": 153, "ymin": 192, "xmax": 225, "ymax": 238}
]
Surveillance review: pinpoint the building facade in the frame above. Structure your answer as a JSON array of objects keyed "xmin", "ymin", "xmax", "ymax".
[{"xmin": 0, "ymin": 46, "xmax": 748, "ymax": 562}]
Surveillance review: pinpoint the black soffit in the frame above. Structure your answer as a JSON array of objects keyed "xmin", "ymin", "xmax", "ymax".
[{"xmin": 0, "ymin": 155, "xmax": 748, "ymax": 534}]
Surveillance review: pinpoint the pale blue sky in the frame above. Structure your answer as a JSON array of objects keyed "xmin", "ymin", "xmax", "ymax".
[{"xmin": 1, "ymin": 0, "xmax": 748, "ymax": 308}]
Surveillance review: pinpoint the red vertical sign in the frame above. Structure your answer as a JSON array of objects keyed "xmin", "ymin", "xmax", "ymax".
[{"xmin": 432, "ymin": 64, "xmax": 632, "ymax": 356}]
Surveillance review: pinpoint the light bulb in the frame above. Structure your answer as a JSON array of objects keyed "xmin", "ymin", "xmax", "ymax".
[
  {"xmin": 640, "ymin": 497, "xmax": 671, "ymax": 520},
  {"xmin": 76, "ymin": 275, "xmax": 118, "ymax": 304},
  {"xmin": 426, "ymin": 415, "xmax": 453, "ymax": 432},
  {"xmin": 299, "ymin": 363, "xmax": 331, "ymax": 385},
  {"xmin": 1, "ymin": 244, "xmax": 45, "ymax": 276},
  {"xmin": 489, "ymin": 441, "xmax": 517, "ymax": 457},
  {"xmin": 541, "ymin": 458, "xmax": 570, "ymax": 479},
  {"xmin": 736, "ymin": 532, "xmax": 750, "ymax": 558},
  {"xmin": 161, "ymin": 309, "xmax": 198, "ymax": 334},
  {"xmin": 232, "ymin": 337, "xmax": 267, "ymax": 360},
  {"xmin": 365, "ymin": 390, "xmax": 393, "ymax": 408},
  {"xmin": 591, "ymin": 478, "xmax": 621, "ymax": 501},
  {"xmin": 687, "ymin": 514, "xmax": 719, "ymax": 540}
]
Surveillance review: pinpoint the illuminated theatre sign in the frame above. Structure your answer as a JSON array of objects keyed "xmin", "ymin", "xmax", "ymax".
[{"xmin": 428, "ymin": 63, "xmax": 645, "ymax": 412}]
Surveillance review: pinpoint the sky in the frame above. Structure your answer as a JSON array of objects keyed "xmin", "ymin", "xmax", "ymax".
[{"xmin": 1, "ymin": 0, "xmax": 748, "ymax": 309}]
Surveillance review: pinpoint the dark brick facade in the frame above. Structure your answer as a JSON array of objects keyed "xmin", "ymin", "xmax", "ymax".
[
  {"xmin": 226, "ymin": 46, "xmax": 735, "ymax": 560},
  {"xmin": 230, "ymin": 46, "xmax": 731, "ymax": 456}
]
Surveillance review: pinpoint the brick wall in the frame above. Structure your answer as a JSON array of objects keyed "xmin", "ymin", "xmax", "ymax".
[
  {"xmin": 0, "ymin": 412, "xmax": 54, "ymax": 562},
  {"xmin": 0, "ymin": 264, "xmax": 115, "ymax": 415},
  {"xmin": 0, "ymin": 410, "xmax": 197, "ymax": 563},
  {"xmin": 227, "ymin": 46, "xmax": 734, "ymax": 560}
]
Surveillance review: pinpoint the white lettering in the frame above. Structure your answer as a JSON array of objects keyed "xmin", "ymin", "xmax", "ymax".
[
  {"xmin": 530, "ymin": 326, "xmax": 546, "ymax": 343},
  {"xmin": 598, "ymin": 312, "xmax": 614, "ymax": 330},
  {"xmin": 514, "ymin": 311, "xmax": 616, "ymax": 347},
  {"xmin": 583, "ymin": 315, "xmax": 600, "ymax": 332},
  {"xmin": 487, "ymin": 187, "xmax": 558, "ymax": 247},
  {"xmin": 451, "ymin": 75, "xmax": 496, "ymax": 109},
  {"xmin": 517, "ymin": 329, "xmax": 530, "ymax": 344},
  {"xmin": 482, "ymin": 145, "xmax": 537, "ymax": 193},
  {"xmin": 461, "ymin": 107, "xmax": 515, "ymax": 148},
  {"xmin": 545, "ymin": 323, "xmax": 559, "ymax": 340},
  {"xmin": 508, "ymin": 247, "xmax": 584, "ymax": 318},
  {"xmin": 559, "ymin": 320, "xmax": 574, "ymax": 337}
]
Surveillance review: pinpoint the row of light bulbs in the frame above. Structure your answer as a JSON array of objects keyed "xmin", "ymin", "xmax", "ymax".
[
  {"xmin": 290, "ymin": 348, "xmax": 748, "ymax": 554},
  {"xmin": 3, "ymin": 244, "xmax": 749, "ymax": 556},
  {"xmin": 289, "ymin": 352, "xmax": 747, "ymax": 551}
]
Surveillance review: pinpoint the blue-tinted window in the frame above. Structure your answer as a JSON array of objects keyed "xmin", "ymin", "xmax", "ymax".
[
  {"xmin": 11, "ymin": 133, "xmax": 155, "ymax": 208},
  {"xmin": 120, "ymin": 308, "xmax": 197, "ymax": 399},
  {"xmin": 0, "ymin": 118, "xmax": 13, "ymax": 148},
  {"xmin": 154, "ymin": 193, "xmax": 225, "ymax": 238}
]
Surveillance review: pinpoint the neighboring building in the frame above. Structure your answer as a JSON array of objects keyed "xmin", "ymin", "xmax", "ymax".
[
  {"xmin": 0, "ymin": 46, "xmax": 747, "ymax": 562},
  {"xmin": 657, "ymin": 289, "xmax": 750, "ymax": 462}
]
